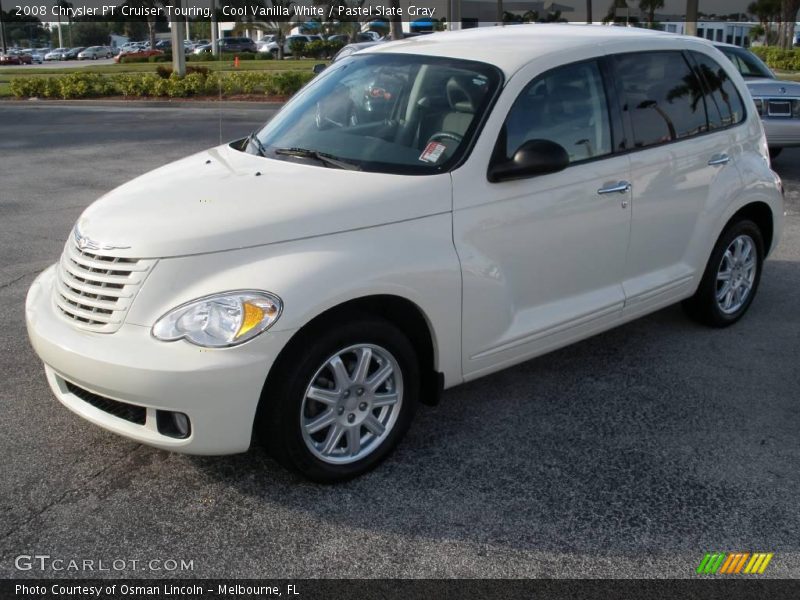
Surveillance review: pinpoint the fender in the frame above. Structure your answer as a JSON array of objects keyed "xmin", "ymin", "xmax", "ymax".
[{"xmin": 126, "ymin": 213, "xmax": 464, "ymax": 388}]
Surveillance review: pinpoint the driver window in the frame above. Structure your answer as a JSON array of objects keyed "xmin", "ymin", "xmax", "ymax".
[{"xmin": 502, "ymin": 60, "xmax": 612, "ymax": 164}]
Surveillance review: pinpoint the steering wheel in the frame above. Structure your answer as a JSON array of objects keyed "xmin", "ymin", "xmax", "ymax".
[
  {"xmin": 315, "ymin": 101, "xmax": 358, "ymax": 130},
  {"xmin": 426, "ymin": 131, "xmax": 463, "ymax": 145}
]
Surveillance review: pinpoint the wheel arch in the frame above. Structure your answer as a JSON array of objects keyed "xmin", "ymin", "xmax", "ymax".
[
  {"xmin": 723, "ymin": 201, "xmax": 774, "ymax": 256},
  {"xmin": 261, "ymin": 294, "xmax": 444, "ymax": 417}
]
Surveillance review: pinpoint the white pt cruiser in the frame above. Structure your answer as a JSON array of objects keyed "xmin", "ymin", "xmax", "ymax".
[{"xmin": 26, "ymin": 26, "xmax": 784, "ymax": 481}]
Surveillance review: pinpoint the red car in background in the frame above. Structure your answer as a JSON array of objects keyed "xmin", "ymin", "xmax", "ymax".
[
  {"xmin": 114, "ymin": 49, "xmax": 164, "ymax": 63},
  {"xmin": 0, "ymin": 52, "xmax": 33, "ymax": 65}
]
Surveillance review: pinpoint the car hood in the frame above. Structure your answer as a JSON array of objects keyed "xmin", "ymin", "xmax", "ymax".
[
  {"xmin": 745, "ymin": 78, "xmax": 800, "ymax": 97},
  {"xmin": 75, "ymin": 143, "xmax": 452, "ymax": 259}
]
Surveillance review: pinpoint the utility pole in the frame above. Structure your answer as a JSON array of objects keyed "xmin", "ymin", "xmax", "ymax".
[
  {"xmin": 449, "ymin": 0, "xmax": 460, "ymax": 30},
  {"xmin": 210, "ymin": 0, "xmax": 218, "ymax": 57},
  {"xmin": 685, "ymin": 0, "xmax": 698, "ymax": 36},
  {"xmin": 170, "ymin": 0, "xmax": 186, "ymax": 75},
  {"xmin": 0, "ymin": 0, "xmax": 7, "ymax": 55}
]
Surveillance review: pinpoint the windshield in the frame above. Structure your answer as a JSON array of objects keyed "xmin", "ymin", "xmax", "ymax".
[
  {"xmin": 719, "ymin": 47, "xmax": 774, "ymax": 79},
  {"xmin": 247, "ymin": 53, "xmax": 502, "ymax": 175}
]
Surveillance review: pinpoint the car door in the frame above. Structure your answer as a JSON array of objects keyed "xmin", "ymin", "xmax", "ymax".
[
  {"xmin": 608, "ymin": 50, "xmax": 745, "ymax": 317},
  {"xmin": 453, "ymin": 59, "xmax": 633, "ymax": 380}
]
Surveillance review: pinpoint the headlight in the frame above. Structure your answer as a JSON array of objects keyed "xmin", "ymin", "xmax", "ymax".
[
  {"xmin": 753, "ymin": 98, "xmax": 765, "ymax": 116},
  {"xmin": 152, "ymin": 290, "xmax": 282, "ymax": 347}
]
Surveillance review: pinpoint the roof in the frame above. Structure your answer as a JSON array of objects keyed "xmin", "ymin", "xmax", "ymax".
[{"xmin": 364, "ymin": 24, "xmax": 706, "ymax": 77}]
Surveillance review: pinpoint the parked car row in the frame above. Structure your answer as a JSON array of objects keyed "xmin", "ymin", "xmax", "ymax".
[
  {"xmin": 191, "ymin": 32, "xmax": 382, "ymax": 58},
  {"xmin": 0, "ymin": 48, "xmax": 47, "ymax": 65},
  {"xmin": 42, "ymin": 47, "xmax": 106, "ymax": 61}
]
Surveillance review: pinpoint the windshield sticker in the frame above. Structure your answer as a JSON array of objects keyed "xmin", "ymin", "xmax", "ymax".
[{"xmin": 419, "ymin": 141, "xmax": 447, "ymax": 163}]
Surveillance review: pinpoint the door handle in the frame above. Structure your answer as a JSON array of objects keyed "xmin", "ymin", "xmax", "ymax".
[
  {"xmin": 708, "ymin": 153, "xmax": 731, "ymax": 166},
  {"xmin": 597, "ymin": 181, "xmax": 631, "ymax": 195}
]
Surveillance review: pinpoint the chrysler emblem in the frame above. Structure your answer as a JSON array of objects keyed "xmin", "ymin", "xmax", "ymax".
[
  {"xmin": 74, "ymin": 227, "xmax": 131, "ymax": 252},
  {"xmin": 779, "ymin": 87, "xmax": 787, "ymax": 94}
]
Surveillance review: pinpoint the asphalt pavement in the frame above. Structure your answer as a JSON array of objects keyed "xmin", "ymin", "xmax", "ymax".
[{"xmin": 0, "ymin": 104, "xmax": 799, "ymax": 579}]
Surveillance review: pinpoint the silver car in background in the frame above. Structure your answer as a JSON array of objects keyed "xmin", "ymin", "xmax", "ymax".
[
  {"xmin": 78, "ymin": 46, "xmax": 112, "ymax": 60},
  {"xmin": 716, "ymin": 43, "xmax": 800, "ymax": 159},
  {"xmin": 44, "ymin": 48, "xmax": 68, "ymax": 61}
]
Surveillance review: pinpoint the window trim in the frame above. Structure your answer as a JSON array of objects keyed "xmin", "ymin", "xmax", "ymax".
[{"xmin": 487, "ymin": 57, "xmax": 618, "ymax": 180}]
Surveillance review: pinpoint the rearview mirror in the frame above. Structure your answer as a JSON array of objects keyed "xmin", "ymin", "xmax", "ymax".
[
  {"xmin": 312, "ymin": 63, "xmax": 327, "ymax": 75},
  {"xmin": 488, "ymin": 139, "xmax": 570, "ymax": 183}
]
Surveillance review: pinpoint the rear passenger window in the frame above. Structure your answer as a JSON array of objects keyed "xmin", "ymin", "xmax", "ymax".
[
  {"xmin": 500, "ymin": 60, "xmax": 612, "ymax": 164},
  {"xmin": 690, "ymin": 52, "xmax": 746, "ymax": 129},
  {"xmin": 613, "ymin": 52, "xmax": 709, "ymax": 148}
]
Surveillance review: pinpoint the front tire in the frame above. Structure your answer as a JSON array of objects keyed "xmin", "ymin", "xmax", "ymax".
[
  {"xmin": 260, "ymin": 316, "xmax": 419, "ymax": 482},
  {"xmin": 683, "ymin": 220, "xmax": 764, "ymax": 327}
]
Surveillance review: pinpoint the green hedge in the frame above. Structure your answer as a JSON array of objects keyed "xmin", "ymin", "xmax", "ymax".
[
  {"xmin": 749, "ymin": 46, "xmax": 800, "ymax": 71},
  {"xmin": 9, "ymin": 70, "xmax": 316, "ymax": 99}
]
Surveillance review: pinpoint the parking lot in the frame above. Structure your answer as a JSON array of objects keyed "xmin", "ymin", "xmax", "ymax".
[{"xmin": 1, "ymin": 103, "xmax": 799, "ymax": 578}]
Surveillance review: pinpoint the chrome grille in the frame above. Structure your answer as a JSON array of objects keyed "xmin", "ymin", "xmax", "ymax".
[{"xmin": 54, "ymin": 240, "xmax": 155, "ymax": 333}]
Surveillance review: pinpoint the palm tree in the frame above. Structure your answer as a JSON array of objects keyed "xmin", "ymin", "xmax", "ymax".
[
  {"xmin": 685, "ymin": 0, "xmax": 698, "ymax": 36},
  {"xmin": 389, "ymin": 0, "xmax": 402, "ymax": 39},
  {"xmin": 779, "ymin": 0, "xmax": 800, "ymax": 50},
  {"xmin": 497, "ymin": 0, "xmax": 504, "ymax": 24},
  {"xmin": 748, "ymin": 0, "xmax": 781, "ymax": 46},
  {"xmin": 587, "ymin": 0, "xmax": 593, "ymax": 23},
  {"xmin": 639, "ymin": 0, "xmax": 664, "ymax": 27},
  {"xmin": 56, "ymin": 0, "xmax": 74, "ymax": 47}
]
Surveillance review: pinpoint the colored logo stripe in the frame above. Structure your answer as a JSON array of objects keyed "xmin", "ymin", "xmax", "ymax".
[{"xmin": 697, "ymin": 552, "xmax": 773, "ymax": 574}]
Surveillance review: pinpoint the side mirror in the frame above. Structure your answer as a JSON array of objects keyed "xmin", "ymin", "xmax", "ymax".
[
  {"xmin": 312, "ymin": 63, "xmax": 327, "ymax": 74},
  {"xmin": 488, "ymin": 139, "xmax": 570, "ymax": 183}
]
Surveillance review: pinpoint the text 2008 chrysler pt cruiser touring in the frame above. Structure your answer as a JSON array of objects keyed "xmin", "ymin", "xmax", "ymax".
[{"xmin": 26, "ymin": 26, "xmax": 784, "ymax": 481}]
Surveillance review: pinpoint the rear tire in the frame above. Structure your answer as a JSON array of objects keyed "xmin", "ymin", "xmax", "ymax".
[
  {"xmin": 259, "ymin": 315, "xmax": 419, "ymax": 482},
  {"xmin": 682, "ymin": 220, "xmax": 764, "ymax": 327}
]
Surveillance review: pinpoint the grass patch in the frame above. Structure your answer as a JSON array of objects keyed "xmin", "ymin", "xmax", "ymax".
[{"xmin": 774, "ymin": 70, "xmax": 800, "ymax": 81}]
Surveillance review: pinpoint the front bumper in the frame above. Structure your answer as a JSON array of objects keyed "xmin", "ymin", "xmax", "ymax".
[
  {"xmin": 763, "ymin": 117, "xmax": 800, "ymax": 148},
  {"xmin": 25, "ymin": 265, "xmax": 295, "ymax": 455}
]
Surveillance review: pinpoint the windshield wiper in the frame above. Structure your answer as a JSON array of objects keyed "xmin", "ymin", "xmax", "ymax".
[
  {"xmin": 247, "ymin": 132, "xmax": 268, "ymax": 157},
  {"xmin": 273, "ymin": 147, "xmax": 360, "ymax": 171}
]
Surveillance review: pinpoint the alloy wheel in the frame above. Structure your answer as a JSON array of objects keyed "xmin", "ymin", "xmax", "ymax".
[
  {"xmin": 716, "ymin": 234, "xmax": 757, "ymax": 314},
  {"xmin": 300, "ymin": 344, "xmax": 403, "ymax": 465}
]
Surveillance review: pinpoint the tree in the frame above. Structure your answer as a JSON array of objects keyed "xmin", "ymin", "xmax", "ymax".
[
  {"xmin": 747, "ymin": 0, "xmax": 782, "ymax": 46},
  {"xmin": 70, "ymin": 21, "xmax": 113, "ymax": 46},
  {"xmin": 389, "ymin": 0, "xmax": 402, "ymax": 39},
  {"xmin": 778, "ymin": 0, "xmax": 800, "ymax": 49},
  {"xmin": 686, "ymin": 0, "xmax": 698, "ymax": 36},
  {"xmin": 497, "ymin": 0, "xmax": 504, "ymax": 24},
  {"xmin": 587, "ymin": 0, "xmax": 593, "ymax": 23},
  {"xmin": 639, "ymin": 0, "xmax": 664, "ymax": 27},
  {"xmin": 56, "ymin": 0, "xmax": 74, "ymax": 46}
]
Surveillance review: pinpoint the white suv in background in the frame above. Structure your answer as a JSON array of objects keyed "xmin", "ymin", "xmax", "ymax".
[{"xmin": 26, "ymin": 26, "xmax": 783, "ymax": 482}]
